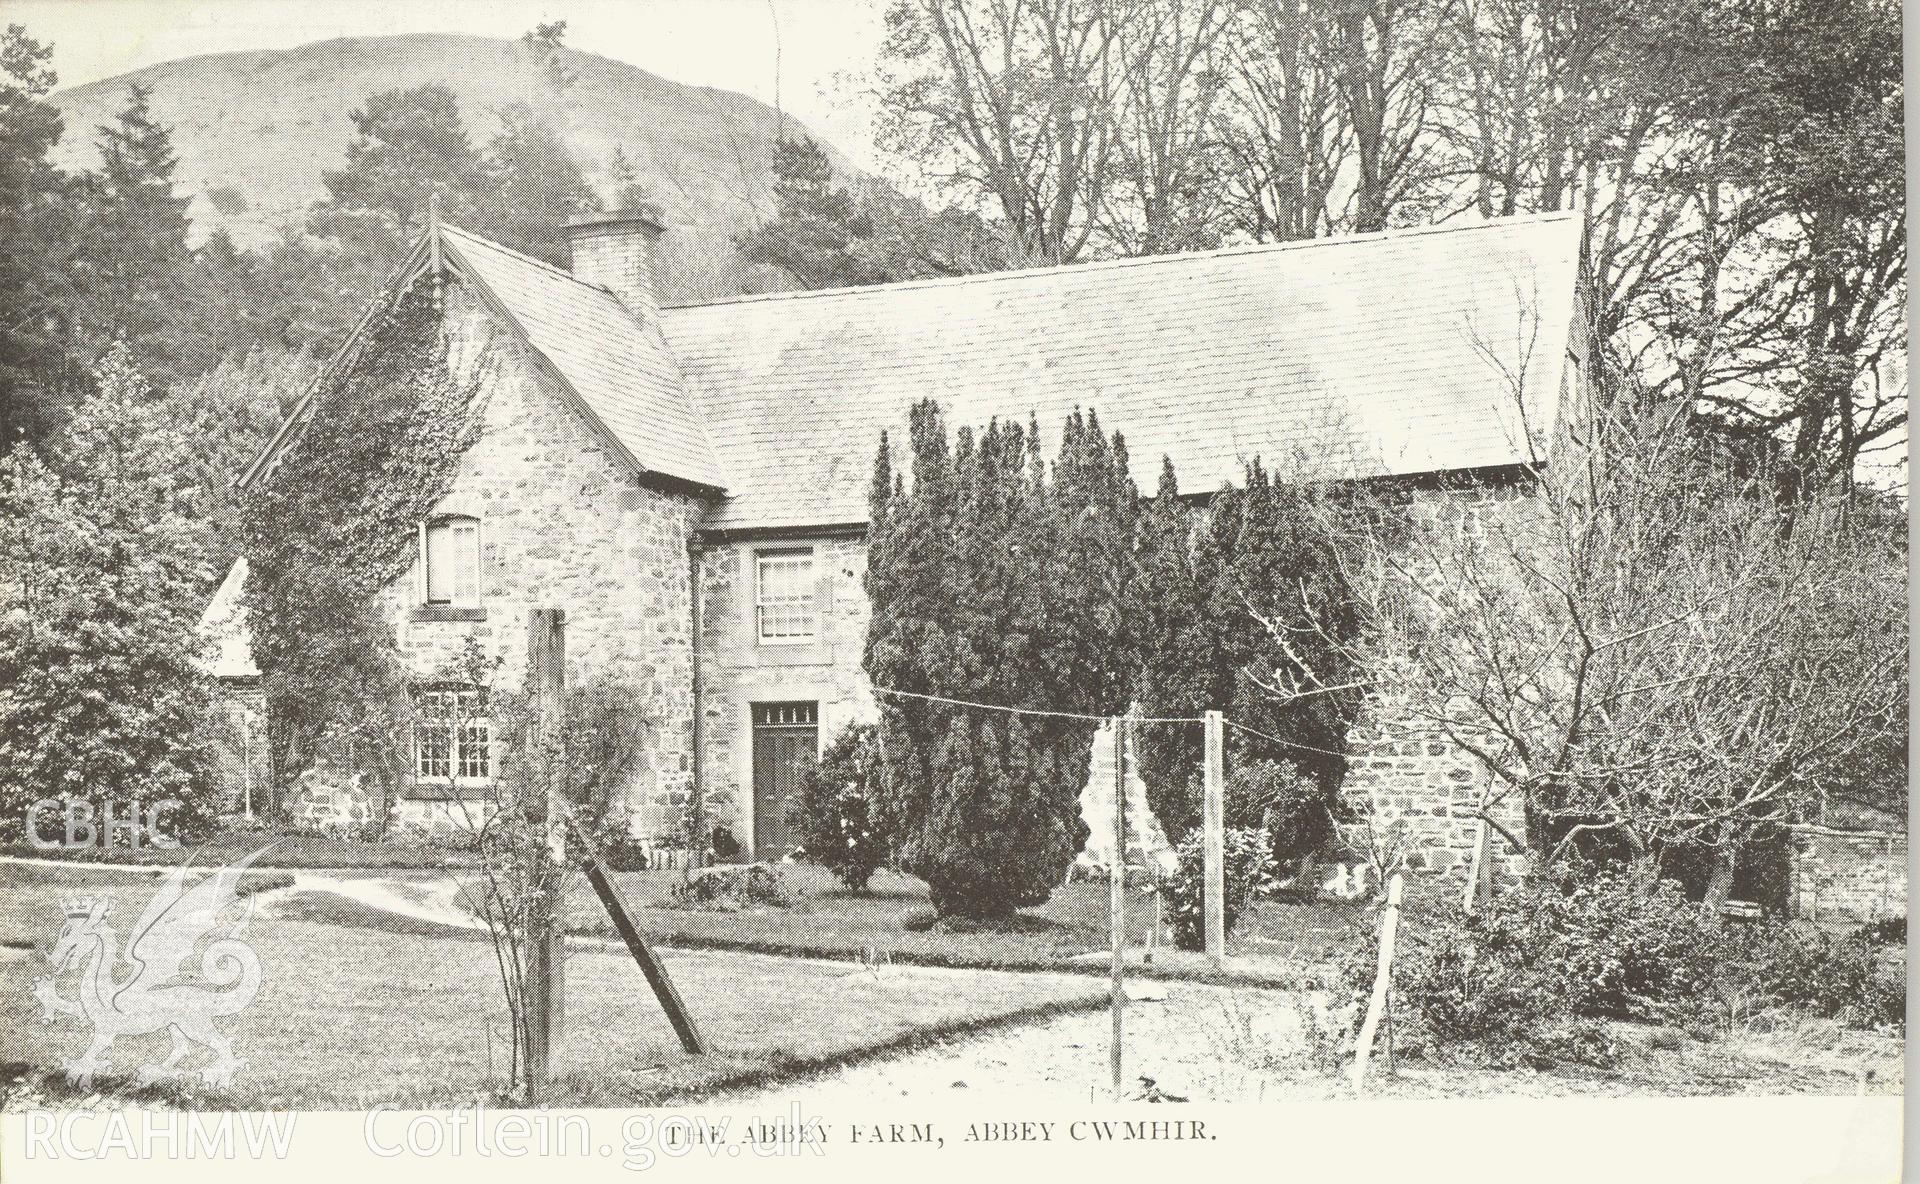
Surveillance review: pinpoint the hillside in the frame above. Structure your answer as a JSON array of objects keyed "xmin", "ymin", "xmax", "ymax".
[{"xmin": 47, "ymin": 33, "xmax": 853, "ymax": 269}]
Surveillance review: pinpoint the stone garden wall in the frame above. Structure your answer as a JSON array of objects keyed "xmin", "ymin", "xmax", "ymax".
[{"xmin": 1788, "ymin": 825, "xmax": 1907, "ymax": 922}]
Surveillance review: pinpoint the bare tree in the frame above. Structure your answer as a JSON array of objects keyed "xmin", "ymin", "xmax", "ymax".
[
  {"xmin": 1100, "ymin": 0, "xmax": 1236, "ymax": 253},
  {"xmin": 875, "ymin": 0, "xmax": 1130, "ymax": 264},
  {"xmin": 1339, "ymin": 388, "xmax": 1905, "ymax": 915},
  {"xmin": 1216, "ymin": 0, "xmax": 1349, "ymax": 239},
  {"xmin": 1216, "ymin": 0, "xmax": 1453, "ymax": 239}
]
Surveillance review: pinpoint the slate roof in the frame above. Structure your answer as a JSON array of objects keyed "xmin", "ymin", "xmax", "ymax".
[
  {"xmin": 659, "ymin": 211, "xmax": 1585, "ymax": 533},
  {"xmin": 437, "ymin": 225, "xmax": 724, "ymax": 490}
]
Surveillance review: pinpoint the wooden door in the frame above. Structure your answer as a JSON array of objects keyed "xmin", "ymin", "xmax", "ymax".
[{"xmin": 751, "ymin": 702, "xmax": 818, "ymax": 859}]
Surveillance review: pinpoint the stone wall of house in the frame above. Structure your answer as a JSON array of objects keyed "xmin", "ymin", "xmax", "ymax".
[
  {"xmin": 1787, "ymin": 825, "xmax": 1906, "ymax": 922},
  {"xmin": 363, "ymin": 281, "xmax": 710, "ymax": 838},
  {"xmin": 693, "ymin": 482, "xmax": 1549, "ymax": 878},
  {"xmin": 694, "ymin": 534, "xmax": 876, "ymax": 857},
  {"xmin": 1333, "ymin": 481, "xmax": 1535, "ymax": 892}
]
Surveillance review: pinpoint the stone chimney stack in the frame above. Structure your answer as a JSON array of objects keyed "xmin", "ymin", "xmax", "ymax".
[{"xmin": 564, "ymin": 205, "xmax": 666, "ymax": 324}]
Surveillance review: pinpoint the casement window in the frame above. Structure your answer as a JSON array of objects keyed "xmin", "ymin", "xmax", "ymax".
[
  {"xmin": 755, "ymin": 549, "xmax": 817, "ymax": 644},
  {"xmin": 421, "ymin": 516, "xmax": 482, "ymax": 606},
  {"xmin": 414, "ymin": 688, "xmax": 491, "ymax": 785}
]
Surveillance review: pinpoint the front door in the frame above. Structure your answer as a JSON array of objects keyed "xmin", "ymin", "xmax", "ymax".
[{"xmin": 751, "ymin": 702, "xmax": 818, "ymax": 859}]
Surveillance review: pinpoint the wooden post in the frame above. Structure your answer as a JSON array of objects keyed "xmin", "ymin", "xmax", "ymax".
[
  {"xmin": 1145, "ymin": 869, "xmax": 1160, "ymax": 964},
  {"xmin": 1349, "ymin": 872, "xmax": 1404, "ymax": 1095},
  {"xmin": 525, "ymin": 609, "xmax": 568, "ymax": 1086},
  {"xmin": 1109, "ymin": 717, "xmax": 1127, "ymax": 1101},
  {"xmin": 568, "ymin": 817, "xmax": 707, "ymax": 1054},
  {"xmin": 1462, "ymin": 817, "xmax": 1493, "ymax": 914},
  {"xmin": 1202, "ymin": 710, "xmax": 1226, "ymax": 962}
]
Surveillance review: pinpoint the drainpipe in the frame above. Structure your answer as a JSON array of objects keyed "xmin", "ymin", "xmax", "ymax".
[{"xmin": 687, "ymin": 537, "xmax": 705, "ymax": 878}]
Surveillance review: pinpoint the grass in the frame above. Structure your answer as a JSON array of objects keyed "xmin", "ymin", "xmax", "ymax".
[
  {"xmin": 561, "ymin": 864, "xmax": 1364, "ymax": 987},
  {"xmin": 0, "ymin": 863, "xmax": 294, "ymax": 949},
  {"xmin": 1, "ymin": 827, "xmax": 468, "ymax": 869},
  {"xmin": 0, "ymin": 862, "xmax": 1106, "ymax": 1110}
]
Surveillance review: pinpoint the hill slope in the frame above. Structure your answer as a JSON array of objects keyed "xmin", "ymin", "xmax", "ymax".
[{"xmin": 48, "ymin": 33, "xmax": 848, "ymax": 258}]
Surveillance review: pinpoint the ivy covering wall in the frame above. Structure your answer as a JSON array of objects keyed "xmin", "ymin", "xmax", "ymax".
[{"xmin": 239, "ymin": 275, "xmax": 494, "ymax": 793}]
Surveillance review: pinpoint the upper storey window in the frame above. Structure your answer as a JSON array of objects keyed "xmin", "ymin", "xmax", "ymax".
[
  {"xmin": 423, "ymin": 516, "xmax": 481, "ymax": 606},
  {"xmin": 756, "ymin": 550, "xmax": 816, "ymax": 644}
]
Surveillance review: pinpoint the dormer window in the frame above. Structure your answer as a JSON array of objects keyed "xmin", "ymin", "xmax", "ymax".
[{"xmin": 422, "ymin": 516, "xmax": 481, "ymax": 606}]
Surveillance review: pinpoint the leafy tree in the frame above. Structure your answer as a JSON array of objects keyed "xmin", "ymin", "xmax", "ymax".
[
  {"xmin": 478, "ymin": 102, "xmax": 597, "ymax": 268},
  {"xmin": 310, "ymin": 84, "xmax": 491, "ymax": 265},
  {"xmin": 0, "ymin": 345, "xmax": 218, "ymax": 844},
  {"xmin": 864, "ymin": 402, "xmax": 1137, "ymax": 921},
  {"xmin": 0, "ymin": 24, "xmax": 82, "ymax": 452},
  {"xmin": 162, "ymin": 345, "xmax": 320, "ymax": 590}
]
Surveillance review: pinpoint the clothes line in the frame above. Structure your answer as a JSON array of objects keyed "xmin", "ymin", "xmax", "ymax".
[
  {"xmin": 1220, "ymin": 715, "xmax": 1352, "ymax": 760},
  {"xmin": 869, "ymin": 684, "xmax": 1204, "ymax": 725},
  {"xmin": 869, "ymin": 683, "xmax": 1356, "ymax": 760}
]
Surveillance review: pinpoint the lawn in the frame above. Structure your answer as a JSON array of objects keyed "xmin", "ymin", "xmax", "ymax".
[
  {"xmin": 0, "ymin": 862, "xmax": 1106, "ymax": 1110},
  {"xmin": 1, "ymin": 827, "xmax": 465, "ymax": 869},
  {"xmin": 560, "ymin": 864, "xmax": 1365, "ymax": 986}
]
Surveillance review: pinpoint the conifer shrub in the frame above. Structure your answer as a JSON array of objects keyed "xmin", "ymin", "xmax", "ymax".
[
  {"xmin": 1129, "ymin": 458, "xmax": 1365, "ymax": 848},
  {"xmin": 864, "ymin": 402, "xmax": 1137, "ymax": 921}
]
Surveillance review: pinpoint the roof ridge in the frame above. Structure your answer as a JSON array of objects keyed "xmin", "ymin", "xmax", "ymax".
[
  {"xmin": 662, "ymin": 210, "xmax": 1582, "ymax": 312},
  {"xmin": 438, "ymin": 223, "xmax": 607, "ymax": 292}
]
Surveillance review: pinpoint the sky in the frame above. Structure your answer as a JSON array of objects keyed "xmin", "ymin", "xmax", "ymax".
[{"xmin": 3, "ymin": 0, "xmax": 890, "ymax": 167}]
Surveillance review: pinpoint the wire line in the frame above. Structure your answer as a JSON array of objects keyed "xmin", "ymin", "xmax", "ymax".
[
  {"xmin": 1220, "ymin": 716, "xmax": 1353, "ymax": 760},
  {"xmin": 870, "ymin": 684, "xmax": 1204, "ymax": 725}
]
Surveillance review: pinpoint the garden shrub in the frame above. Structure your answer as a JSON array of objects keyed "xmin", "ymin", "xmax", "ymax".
[
  {"xmin": 1165, "ymin": 826, "xmax": 1278, "ymax": 950},
  {"xmin": 1498, "ymin": 865, "xmax": 1725, "ymax": 1023},
  {"xmin": 1856, "ymin": 916, "xmax": 1905, "ymax": 946},
  {"xmin": 1343, "ymin": 863, "xmax": 1906, "ymax": 1071},
  {"xmin": 1734, "ymin": 924, "xmax": 1905, "ymax": 1030},
  {"xmin": 1224, "ymin": 759, "xmax": 1339, "ymax": 875},
  {"xmin": 1340, "ymin": 866, "xmax": 1721, "ymax": 1067},
  {"xmin": 668, "ymin": 863, "xmax": 795, "ymax": 911},
  {"xmin": 789, "ymin": 722, "xmax": 888, "ymax": 891},
  {"xmin": 1337, "ymin": 906, "xmax": 1615, "ymax": 1069}
]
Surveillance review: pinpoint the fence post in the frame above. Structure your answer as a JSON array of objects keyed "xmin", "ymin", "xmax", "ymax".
[
  {"xmin": 525, "ymin": 608, "xmax": 568, "ymax": 1087},
  {"xmin": 1203, "ymin": 710, "xmax": 1226, "ymax": 962},
  {"xmin": 1349, "ymin": 872, "xmax": 1404, "ymax": 1094},
  {"xmin": 1109, "ymin": 717, "xmax": 1127, "ymax": 1101}
]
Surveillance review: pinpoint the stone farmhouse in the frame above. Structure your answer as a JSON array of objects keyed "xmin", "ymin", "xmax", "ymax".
[{"xmin": 200, "ymin": 206, "xmax": 1595, "ymax": 887}]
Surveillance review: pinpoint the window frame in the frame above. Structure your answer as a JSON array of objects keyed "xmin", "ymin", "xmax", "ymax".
[
  {"xmin": 419, "ymin": 515, "xmax": 483, "ymax": 607},
  {"xmin": 411, "ymin": 686, "xmax": 493, "ymax": 791},
  {"xmin": 753, "ymin": 547, "xmax": 819, "ymax": 646}
]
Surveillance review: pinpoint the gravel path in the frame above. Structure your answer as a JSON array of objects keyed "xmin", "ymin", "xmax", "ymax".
[{"xmin": 722, "ymin": 980, "xmax": 1319, "ymax": 1105}]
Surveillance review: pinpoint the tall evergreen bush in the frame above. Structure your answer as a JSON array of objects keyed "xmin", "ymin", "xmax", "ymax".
[{"xmin": 864, "ymin": 401, "xmax": 1137, "ymax": 921}]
